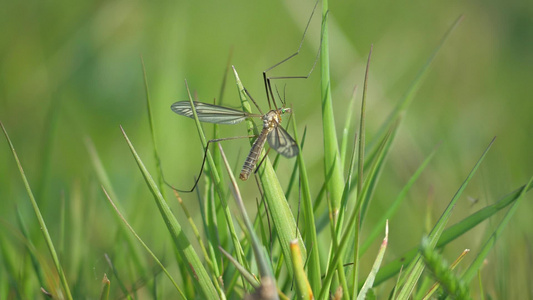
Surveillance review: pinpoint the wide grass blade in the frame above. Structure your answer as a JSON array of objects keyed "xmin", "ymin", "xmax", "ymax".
[
  {"xmin": 232, "ymin": 66, "xmax": 305, "ymax": 276},
  {"xmin": 320, "ymin": 0, "xmax": 345, "ymax": 221},
  {"xmin": 119, "ymin": 125, "xmax": 219, "ymax": 299},
  {"xmin": 396, "ymin": 137, "xmax": 495, "ymax": 299},
  {"xmin": 290, "ymin": 240, "xmax": 313, "ymax": 299},
  {"xmin": 1, "ymin": 121, "xmax": 73, "ymax": 300}
]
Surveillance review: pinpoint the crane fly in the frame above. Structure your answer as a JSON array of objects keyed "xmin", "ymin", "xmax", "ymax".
[
  {"xmin": 171, "ymin": 95, "xmax": 298, "ymax": 181},
  {"xmin": 168, "ymin": 0, "xmax": 320, "ymax": 192}
]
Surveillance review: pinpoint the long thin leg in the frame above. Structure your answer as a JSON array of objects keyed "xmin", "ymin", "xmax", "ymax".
[
  {"xmin": 164, "ymin": 134, "xmax": 257, "ymax": 193},
  {"xmin": 243, "ymin": 87, "xmax": 264, "ymax": 115},
  {"xmin": 263, "ymin": 0, "xmax": 322, "ymax": 109}
]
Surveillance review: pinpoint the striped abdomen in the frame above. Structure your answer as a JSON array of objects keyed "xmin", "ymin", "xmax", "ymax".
[{"xmin": 240, "ymin": 128, "xmax": 270, "ymax": 181}]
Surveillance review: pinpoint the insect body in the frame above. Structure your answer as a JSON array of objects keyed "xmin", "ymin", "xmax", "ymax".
[
  {"xmin": 240, "ymin": 107, "xmax": 296, "ymax": 180},
  {"xmin": 170, "ymin": 101, "xmax": 297, "ymax": 181}
]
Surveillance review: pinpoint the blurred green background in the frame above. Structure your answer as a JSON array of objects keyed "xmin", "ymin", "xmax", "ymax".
[{"xmin": 1, "ymin": 0, "xmax": 531, "ymax": 298}]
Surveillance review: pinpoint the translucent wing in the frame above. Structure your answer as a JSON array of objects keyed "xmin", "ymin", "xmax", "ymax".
[
  {"xmin": 171, "ymin": 101, "xmax": 252, "ymax": 125},
  {"xmin": 267, "ymin": 125, "xmax": 299, "ymax": 158}
]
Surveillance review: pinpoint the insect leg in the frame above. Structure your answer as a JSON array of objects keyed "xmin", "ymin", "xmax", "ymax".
[
  {"xmin": 165, "ymin": 134, "xmax": 256, "ymax": 193},
  {"xmin": 263, "ymin": 0, "xmax": 322, "ymax": 109}
]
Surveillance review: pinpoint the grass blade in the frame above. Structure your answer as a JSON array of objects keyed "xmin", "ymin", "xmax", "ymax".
[
  {"xmin": 1, "ymin": 121, "xmax": 73, "ymax": 300},
  {"xmin": 290, "ymin": 115, "xmax": 321, "ymax": 294},
  {"xmin": 370, "ymin": 181, "xmax": 533, "ymax": 287},
  {"xmin": 290, "ymin": 240, "xmax": 313, "ymax": 299},
  {"xmin": 361, "ymin": 144, "xmax": 439, "ymax": 254},
  {"xmin": 320, "ymin": 0, "xmax": 345, "ymax": 222},
  {"xmin": 357, "ymin": 220, "xmax": 389, "ymax": 300},
  {"xmin": 461, "ymin": 176, "xmax": 533, "ymax": 283},
  {"xmin": 141, "ymin": 57, "xmax": 166, "ymax": 199},
  {"xmin": 232, "ymin": 66, "xmax": 305, "ymax": 275},
  {"xmin": 101, "ymin": 187, "xmax": 187, "ymax": 299},
  {"xmin": 366, "ymin": 15, "xmax": 464, "ymax": 158},
  {"xmin": 119, "ymin": 125, "xmax": 218, "ymax": 299},
  {"xmin": 396, "ymin": 137, "xmax": 495, "ymax": 299}
]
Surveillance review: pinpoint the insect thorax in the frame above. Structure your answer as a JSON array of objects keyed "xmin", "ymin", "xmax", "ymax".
[{"xmin": 262, "ymin": 110, "xmax": 283, "ymax": 129}]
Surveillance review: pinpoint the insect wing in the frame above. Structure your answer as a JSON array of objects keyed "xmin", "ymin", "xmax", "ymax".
[
  {"xmin": 171, "ymin": 101, "xmax": 250, "ymax": 125},
  {"xmin": 267, "ymin": 125, "xmax": 299, "ymax": 158}
]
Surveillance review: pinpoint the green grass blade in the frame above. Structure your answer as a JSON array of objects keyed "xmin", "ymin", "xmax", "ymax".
[
  {"xmin": 183, "ymin": 80, "xmax": 249, "ymax": 281},
  {"xmin": 290, "ymin": 240, "xmax": 313, "ymax": 299},
  {"xmin": 358, "ymin": 121, "xmax": 398, "ymax": 224},
  {"xmin": 366, "ymin": 15, "xmax": 464, "ymax": 160},
  {"xmin": 15, "ymin": 206, "xmax": 46, "ymax": 286},
  {"xmin": 461, "ymin": 176, "xmax": 533, "ymax": 282},
  {"xmin": 119, "ymin": 125, "xmax": 218, "ymax": 299},
  {"xmin": 396, "ymin": 137, "xmax": 495, "ymax": 299},
  {"xmin": 370, "ymin": 181, "xmax": 533, "ymax": 287},
  {"xmin": 290, "ymin": 115, "xmax": 321, "ymax": 294},
  {"xmin": 232, "ymin": 67, "xmax": 305, "ymax": 276},
  {"xmin": 340, "ymin": 86, "xmax": 358, "ymax": 168},
  {"xmin": 320, "ymin": 0, "xmax": 345, "ymax": 221},
  {"xmin": 218, "ymin": 143, "xmax": 273, "ymax": 280},
  {"xmin": 101, "ymin": 187, "xmax": 187, "ymax": 299},
  {"xmin": 218, "ymin": 246, "xmax": 260, "ymax": 289},
  {"xmin": 351, "ymin": 45, "xmax": 373, "ymax": 298},
  {"xmin": 357, "ymin": 221, "xmax": 388, "ymax": 300},
  {"xmin": 361, "ymin": 145, "xmax": 438, "ymax": 254},
  {"xmin": 141, "ymin": 57, "xmax": 167, "ymax": 200},
  {"xmin": 85, "ymin": 137, "xmax": 147, "ymax": 275},
  {"xmin": 1, "ymin": 121, "xmax": 73, "ymax": 300}
]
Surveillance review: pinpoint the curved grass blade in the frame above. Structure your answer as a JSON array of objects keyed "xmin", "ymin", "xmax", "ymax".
[
  {"xmin": 101, "ymin": 187, "xmax": 187, "ymax": 299},
  {"xmin": 119, "ymin": 125, "xmax": 219, "ymax": 299},
  {"xmin": 182, "ymin": 80, "xmax": 250, "ymax": 284},
  {"xmin": 1, "ymin": 121, "xmax": 73, "ymax": 300},
  {"xmin": 461, "ymin": 176, "xmax": 533, "ymax": 283},
  {"xmin": 85, "ymin": 137, "xmax": 147, "ymax": 275},
  {"xmin": 218, "ymin": 144, "xmax": 275, "ymax": 288},
  {"xmin": 396, "ymin": 137, "xmax": 495, "ymax": 299},
  {"xmin": 370, "ymin": 180, "xmax": 533, "ymax": 287}
]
